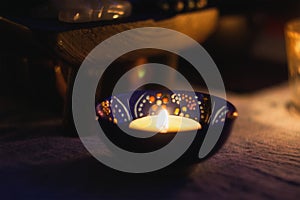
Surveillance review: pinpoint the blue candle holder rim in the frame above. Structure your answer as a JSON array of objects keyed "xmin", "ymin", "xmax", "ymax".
[{"xmin": 96, "ymin": 90, "xmax": 238, "ymax": 126}]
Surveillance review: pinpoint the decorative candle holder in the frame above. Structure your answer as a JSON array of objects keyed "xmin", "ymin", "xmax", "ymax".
[
  {"xmin": 285, "ymin": 18, "xmax": 300, "ymax": 112},
  {"xmin": 96, "ymin": 90, "xmax": 237, "ymax": 164}
]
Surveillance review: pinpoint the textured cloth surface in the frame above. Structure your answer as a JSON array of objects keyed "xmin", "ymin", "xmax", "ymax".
[{"xmin": 0, "ymin": 84, "xmax": 299, "ymax": 199}]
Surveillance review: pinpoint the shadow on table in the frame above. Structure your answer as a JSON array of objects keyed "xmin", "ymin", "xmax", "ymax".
[{"xmin": 2, "ymin": 155, "xmax": 202, "ymax": 199}]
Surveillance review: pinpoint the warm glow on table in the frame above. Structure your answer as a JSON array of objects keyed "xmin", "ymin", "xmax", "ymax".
[{"xmin": 129, "ymin": 109, "xmax": 201, "ymax": 133}]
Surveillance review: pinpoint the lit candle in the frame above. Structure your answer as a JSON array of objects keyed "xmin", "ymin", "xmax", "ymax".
[{"xmin": 129, "ymin": 109, "xmax": 201, "ymax": 133}]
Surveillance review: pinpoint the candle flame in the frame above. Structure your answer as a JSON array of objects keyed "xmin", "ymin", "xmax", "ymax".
[{"xmin": 156, "ymin": 109, "xmax": 169, "ymax": 133}]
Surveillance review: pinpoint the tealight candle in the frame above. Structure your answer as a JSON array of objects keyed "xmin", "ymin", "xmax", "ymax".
[{"xmin": 129, "ymin": 109, "xmax": 202, "ymax": 133}]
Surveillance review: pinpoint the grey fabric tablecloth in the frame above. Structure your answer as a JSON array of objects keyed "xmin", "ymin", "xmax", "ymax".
[{"xmin": 0, "ymin": 84, "xmax": 299, "ymax": 199}]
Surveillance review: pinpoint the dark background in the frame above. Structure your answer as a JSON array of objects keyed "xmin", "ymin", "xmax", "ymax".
[{"xmin": 1, "ymin": 0, "xmax": 299, "ymax": 110}]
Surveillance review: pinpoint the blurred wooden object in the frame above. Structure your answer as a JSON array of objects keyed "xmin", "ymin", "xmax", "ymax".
[{"xmin": 46, "ymin": 8, "xmax": 219, "ymax": 66}]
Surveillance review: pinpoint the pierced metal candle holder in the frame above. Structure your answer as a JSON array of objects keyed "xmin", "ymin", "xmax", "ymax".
[{"xmin": 96, "ymin": 90, "xmax": 237, "ymax": 163}]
